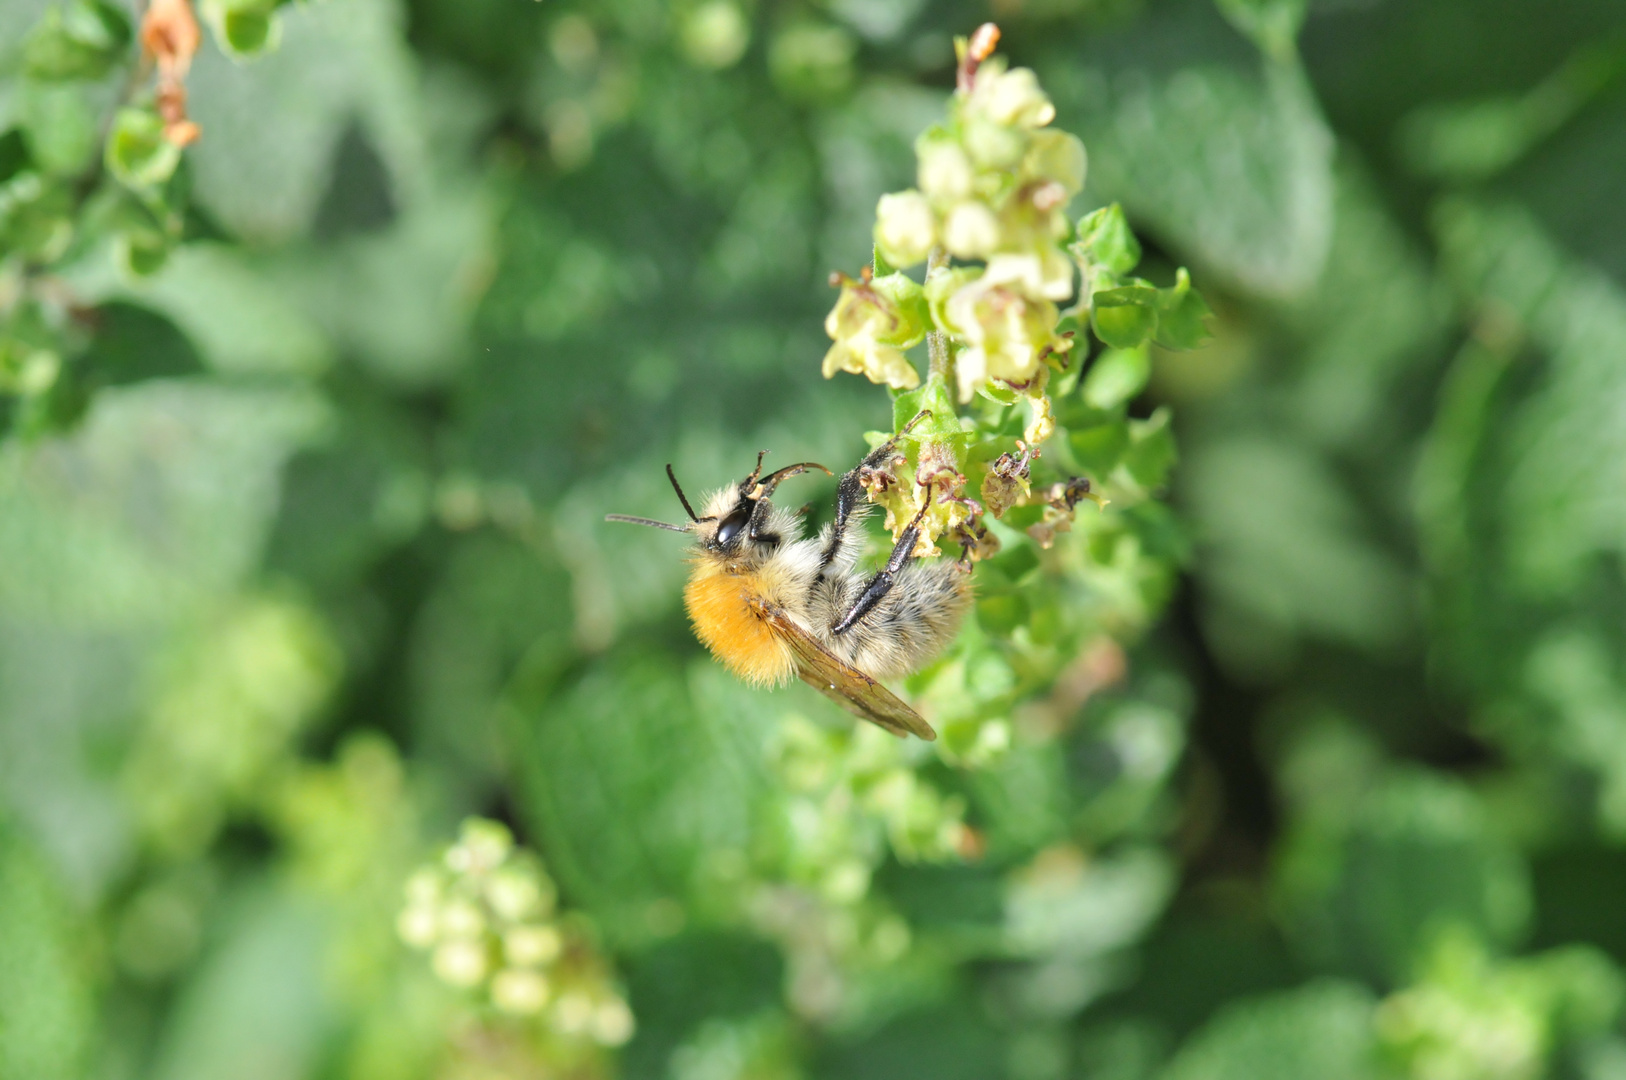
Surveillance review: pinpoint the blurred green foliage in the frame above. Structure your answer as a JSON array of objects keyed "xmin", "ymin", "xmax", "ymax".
[{"xmin": 5, "ymin": 0, "xmax": 1626, "ymax": 1078}]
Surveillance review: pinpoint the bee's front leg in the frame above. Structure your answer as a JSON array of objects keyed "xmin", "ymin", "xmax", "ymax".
[{"xmin": 819, "ymin": 410, "xmax": 931, "ymax": 575}]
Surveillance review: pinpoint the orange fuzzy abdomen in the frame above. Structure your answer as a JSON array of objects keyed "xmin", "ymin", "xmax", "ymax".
[{"xmin": 684, "ymin": 569, "xmax": 795, "ymax": 687}]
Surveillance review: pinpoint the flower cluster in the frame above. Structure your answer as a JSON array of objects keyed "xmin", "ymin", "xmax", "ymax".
[
  {"xmin": 837, "ymin": 25, "xmax": 1083, "ymax": 406},
  {"xmin": 1375, "ymin": 932, "xmax": 1623, "ymax": 1080},
  {"xmin": 770, "ymin": 716, "xmax": 975, "ymax": 890},
  {"xmin": 749, "ymin": 716, "xmax": 975, "ymax": 1021},
  {"xmin": 123, "ymin": 597, "xmax": 341, "ymax": 859},
  {"xmin": 819, "ymin": 25, "xmax": 1206, "ymax": 563},
  {"xmin": 397, "ymin": 818, "xmax": 634, "ymax": 1045}
]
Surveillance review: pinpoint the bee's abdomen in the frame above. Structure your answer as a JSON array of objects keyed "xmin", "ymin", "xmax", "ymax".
[
  {"xmin": 819, "ymin": 562, "xmax": 970, "ymax": 679},
  {"xmin": 684, "ymin": 570, "xmax": 795, "ymax": 686}
]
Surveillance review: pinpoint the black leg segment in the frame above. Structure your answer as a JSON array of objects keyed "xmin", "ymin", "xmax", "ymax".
[
  {"xmin": 831, "ymin": 494, "xmax": 931, "ymax": 636},
  {"xmin": 819, "ymin": 410, "xmax": 931, "ymax": 574}
]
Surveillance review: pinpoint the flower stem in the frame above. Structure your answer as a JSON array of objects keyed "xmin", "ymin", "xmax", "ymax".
[{"xmin": 926, "ymin": 245, "xmax": 954, "ymax": 393}]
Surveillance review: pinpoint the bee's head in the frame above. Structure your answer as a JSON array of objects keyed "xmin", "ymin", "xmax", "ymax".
[
  {"xmin": 605, "ymin": 456, "xmax": 829, "ymax": 558},
  {"xmin": 691, "ymin": 481, "xmax": 755, "ymax": 553}
]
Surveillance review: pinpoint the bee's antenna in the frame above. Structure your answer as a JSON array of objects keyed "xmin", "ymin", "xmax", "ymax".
[
  {"xmin": 606, "ymin": 514, "xmax": 691, "ymax": 532},
  {"xmin": 666, "ymin": 464, "xmax": 700, "ymax": 522}
]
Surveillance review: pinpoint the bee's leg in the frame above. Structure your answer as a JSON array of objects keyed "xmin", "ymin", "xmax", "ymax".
[
  {"xmin": 819, "ymin": 410, "xmax": 931, "ymax": 574},
  {"xmin": 831, "ymin": 493, "xmax": 932, "ymax": 636},
  {"xmin": 747, "ymin": 462, "xmax": 830, "ymax": 544}
]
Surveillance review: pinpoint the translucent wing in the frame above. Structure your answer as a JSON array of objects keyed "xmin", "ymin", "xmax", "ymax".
[{"xmin": 749, "ymin": 597, "xmax": 937, "ymax": 741}]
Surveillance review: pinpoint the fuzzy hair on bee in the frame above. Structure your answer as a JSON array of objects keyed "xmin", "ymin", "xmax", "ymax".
[{"xmin": 606, "ymin": 426, "xmax": 972, "ymax": 740}]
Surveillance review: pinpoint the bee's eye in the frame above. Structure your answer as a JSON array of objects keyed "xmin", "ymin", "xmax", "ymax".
[{"xmin": 715, "ymin": 509, "xmax": 750, "ymax": 547}]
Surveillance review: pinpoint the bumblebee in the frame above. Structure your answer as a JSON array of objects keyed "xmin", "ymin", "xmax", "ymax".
[{"xmin": 607, "ymin": 423, "xmax": 971, "ymax": 740}]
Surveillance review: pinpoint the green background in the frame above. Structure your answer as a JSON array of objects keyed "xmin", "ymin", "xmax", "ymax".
[{"xmin": 5, "ymin": 0, "xmax": 1626, "ymax": 1077}]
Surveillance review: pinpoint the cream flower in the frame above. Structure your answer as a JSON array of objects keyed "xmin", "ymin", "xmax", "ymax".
[
  {"xmin": 822, "ymin": 272, "xmax": 927, "ymax": 389},
  {"xmin": 874, "ymin": 190, "xmax": 936, "ymax": 268}
]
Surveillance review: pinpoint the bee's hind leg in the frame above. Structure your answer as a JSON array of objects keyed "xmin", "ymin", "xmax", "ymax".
[
  {"xmin": 819, "ymin": 410, "xmax": 931, "ymax": 575},
  {"xmin": 831, "ymin": 491, "xmax": 932, "ymax": 636}
]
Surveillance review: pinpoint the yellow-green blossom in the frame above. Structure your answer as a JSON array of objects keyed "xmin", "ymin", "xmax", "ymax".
[
  {"xmin": 822, "ymin": 271, "xmax": 927, "ymax": 390},
  {"xmin": 873, "ymin": 189, "xmax": 936, "ymax": 268},
  {"xmin": 941, "ymin": 276, "xmax": 1060, "ymax": 401}
]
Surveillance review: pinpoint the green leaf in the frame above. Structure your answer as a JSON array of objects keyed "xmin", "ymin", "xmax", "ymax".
[
  {"xmin": 21, "ymin": 0, "xmax": 132, "ymax": 82},
  {"xmin": 1082, "ymin": 347, "xmax": 1151, "ymax": 410},
  {"xmin": 116, "ymin": 229, "xmax": 173, "ymax": 277},
  {"xmin": 1124, "ymin": 406, "xmax": 1177, "ymax": 490},
  {"xmin": 0, "ymin": 821, "xmax": 96, "ymax": 1080},
  {"xmin": 185, "ymin": 0, "xmax": 416, "ymax": 243},
  {"xmin": 891, "ymin": 372, "xmax": 962, "ymax": 444},
  {"xmin": 0, "ymin": 170, "xmax": 74, "ymax": 263},
  {"xmin": 1161, "ymin": 981, "xmax": 1380, "ymax": 1080},
  {"xmin": 0, "ymin": 382, "xmax": 327, "ymax": 626},
  {"xmin": 105, "ymin": 108, "xmax": 182, "ymax": 193},
  {"xmin": 872, "ymin": 241, "xmax": 897, "ymax": 279},
  {"xmin": 69, "ymin": 242, "xmax": 334, "ymax": 376},
  {"xmin": 147, "ymin": 886, "xmax": 331, "ymax": 1080},
  {"xmin": 16, "ymin": 81, "xmax": 104, "ymax": 176},
  {"xmin": 1274, "ymin": 769, "xmax": 1531, "ymax": 983},
  {"xmin": 1071, "ymin": 60, "xmax": 1333, "ymax": 297},
  {"xmin": 1091, "ymin": 285, "xmax": 1160, "ymax": 350},
  {"xmin": 1067, "ymin": 420, "xmax": 1130, "ymax": 478},
  {"xmin": 1072, "ymin": 203, "xmax": 1142, "ymax": 281},
  {"xmin": 1396, "ymin": 44, "xmax": 1618, "ymax": 183},
  {"xmin": 1214, "ymin": 0, "xmax": 1307, "ymax": 61},
  {"xmin": 219, "ymin": 8, "xmax": 277, "ymax": 56},
  {"xmin": 1153, "ymin": 269, "xmax": 1214, "ymax": 351},
  {"xmin": 1184, "ymin": 435, "xmax": 1410, "ymax": 675},
  {"xmin": 408, "ymin": 534, "xmax": 573, "ymax": 787},
  {"xmin": 509, "ymin": 653, "xmax": 771, "ymax": 942}
]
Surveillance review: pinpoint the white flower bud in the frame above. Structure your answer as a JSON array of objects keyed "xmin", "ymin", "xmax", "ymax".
[
  {"xmin": 679, "ymin": 1, "xmax": 750, "ymax": 70},
  {"xmin": 943, "ymin": 277, "xmax": 1059, "ymax": 401},
  {"xmin": 440, "ymin": 898, "xmax": 486, "ymax": 940},
  {"xmin": 553, "ymin": 990, "xmax": 595, "ymax": 1034},
  {"xmin": 822, "ymin": 858, "xmax": 870, "ymax": 903},
  {"xmin": 492, "ymin": 968, "xmax": 551, "ymax": 1014},
  {"xmin": 432, "ymin": 939, "xmax": 490, "ymax": 987},
  {"xmin": 961, "ymin": 119, "xmax": 1026, "ymax": 170},
  {"xmin": 485, "ymin": 869, "xmax": 542, "ymax": 922},
  {"xmin": 404, "ymin": 869, "xmax": 442, "ymax": 907},
  {"xmin": 942, "ymin": 201, "xmax": 1001, "ymax": 259},
  {"xmin": 969, "ymin": 66, "xmax": 1055, "ymax": 128},
  {"xmin": 446, "ymin": 818, "xmax": 512, "ymax": 874},
  {"xmin": 396, "ymin": 905, "xmax": 440, "ymax": 949},
  {"xmin": 592, "ymin": 998, "xmax": 636, "ymax": 1046},
  {"xmin": 873, "ymin": 190, "xmax": 936, "ymax": 268},
  {"xmin": 503, "ymin": 924, "xmax": 563, "ymax": 967},
  {"xmin": 917, "ymin": 136, "xmax": 974, "ymax": 205},
  {"xmin": 984, "ymin": 249, "xmax": 1075, "ymax": 302},
  {"xmin": 1025, "ymin": 130, "xmax": 1086, "ymax": 195}
]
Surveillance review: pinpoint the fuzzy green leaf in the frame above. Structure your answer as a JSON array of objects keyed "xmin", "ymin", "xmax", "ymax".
[
  {"xmin": 1082, "ymin": 347, "xmax": 1151, "ymax": 410},
  {"xmin": 1091, "ymin": 285, "xmax": 1159, "ymax": 349},
  {"xmin": 1154, "ymin": 268, "xmax": 1215, "ymax": 350},
  {"xmin": 1124, "ymin": 406, "xmax": 1177, "ymax": 490},
  {"xmin": 219, "ymin": 8, "xmax": 277, "ymax": 56},
  {"xmin": 892, "ymin": 372, "xmax": 963, "ymax": 445},
  {"xmin": 21, "ymin": 0, "xmax": 132, "ymax": 82},
  {"xmin": 1072, "ymin": 203, "xmax": 1142, "ymax": 280}
]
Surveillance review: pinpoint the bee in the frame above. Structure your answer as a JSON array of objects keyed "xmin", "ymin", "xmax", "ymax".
[{"xmin": 607, "ymin": 419, "xmax": 971, "ymax": 740}]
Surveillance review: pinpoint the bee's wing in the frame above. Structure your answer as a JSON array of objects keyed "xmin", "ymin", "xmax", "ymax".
[{"xmin": 751, "ymin": 599, "xmax": 937, "ymax": 741}]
